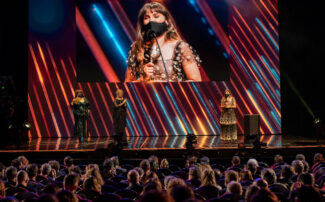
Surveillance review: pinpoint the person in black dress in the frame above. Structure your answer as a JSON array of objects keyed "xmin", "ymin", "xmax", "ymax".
[
  {"xmin": 71, "ymin": 89, "xmax": 90, "ymax": 143},
  {"xmin": 113, "ymin": 89, "xmax": 127, "ymax": 147}
]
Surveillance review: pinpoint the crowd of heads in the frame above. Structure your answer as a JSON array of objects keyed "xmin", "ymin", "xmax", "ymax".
[{"xmin": 0, "ymin": 153, "xmax": 325, "ymax": 202}]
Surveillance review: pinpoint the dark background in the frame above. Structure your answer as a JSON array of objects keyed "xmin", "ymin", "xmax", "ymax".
[{"xmin": 1, "ymin": 0, "xmax": 324, "ymax": 137}]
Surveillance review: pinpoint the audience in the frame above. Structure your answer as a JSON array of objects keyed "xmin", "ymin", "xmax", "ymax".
[{"xmin": 0, "ymin": 153, "xmax": 324, "ymax": 202}]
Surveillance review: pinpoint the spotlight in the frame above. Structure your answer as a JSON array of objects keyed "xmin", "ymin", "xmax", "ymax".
[{"xmin": 22, "ymin": 122, "xmax": 31, "ymax": 130}]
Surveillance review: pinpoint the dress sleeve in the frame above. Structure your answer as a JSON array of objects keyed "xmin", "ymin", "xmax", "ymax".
[
  {"xmin": 177, "ymin": 41, "xmax": 202, "ymax": 69},
  {"xmin": 127, "ymin": 45, "xmax": 138, "ymax": 78}
]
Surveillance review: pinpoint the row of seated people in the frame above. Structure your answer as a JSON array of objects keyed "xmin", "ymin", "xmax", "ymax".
[{"xmin": 0, "ymin": 153, "xmax": 325, "ymax": 201}]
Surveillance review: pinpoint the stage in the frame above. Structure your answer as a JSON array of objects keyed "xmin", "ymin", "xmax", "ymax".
[{"xmin": 1, "ymin": 135, "xmax": 324, "ymax": 165}]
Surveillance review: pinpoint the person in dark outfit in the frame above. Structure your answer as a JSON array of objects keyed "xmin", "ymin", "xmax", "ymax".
[
  {"xmin": 71, "ymin": 89, "xmax": 90, "ymax": 143},
  {"xmin": 113, "ymin": 89, "xmax": 127, "ymax": 147}
]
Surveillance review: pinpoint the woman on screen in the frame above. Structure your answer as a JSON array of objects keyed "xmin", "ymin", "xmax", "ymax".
[
  {"xmin": 220, "ymin": 89, "xmax": 237, "ymax": 142},
  {"xmin": 124, "ymin": 2, "xmax": 202, "ymax": 82},
  {"xmin": 71, "ymin": 89, "xmax": 90, "ymax": 143}
]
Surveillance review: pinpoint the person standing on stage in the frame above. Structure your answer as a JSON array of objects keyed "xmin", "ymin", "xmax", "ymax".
[
  {"xmin": 124, "ymin": 2, "xmax": 202, "ymax": 82},
  {"xmin": 220, "ymin": 89, "xmax": 237, "ymax": 142},
  {"xmin": 113, "ymin": 89, "xmax": 127, "ymax": 147},
  {"xmin": 71, "ymin": 89, "xmax": 90, "ymax": 143}
]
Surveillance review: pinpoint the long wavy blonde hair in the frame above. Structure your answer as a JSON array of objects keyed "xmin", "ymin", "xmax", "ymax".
[{"xmin": 132, "ymin": 2, "xmax": 181, "ymax": 66}]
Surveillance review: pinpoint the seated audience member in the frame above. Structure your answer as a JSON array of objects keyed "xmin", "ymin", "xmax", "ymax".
[
  {"xmin": 56, "ymin": 190, "xmax": 78, "ymax": 202},
  {"xmin": 291, "ymin": 160, "xmax": 304, "ymax": 182},
  {"xmin": 239, "ymin": 170, "xmax": 253, "ymax": 189},
  {"xmin": 37, "ymin": 163, "xmax": 53, "ymax": 185},
  {"xmin": 170, "ymin": 185, "xmax": 194, "ymax": 202},
  {"xmin": 126, "ymin": 169, "xmax": 143, "ymax": 194},
  {"xmin": 27, "ymin": 163, "xmax": 44, "ymax": 194},
  {"xmin": 294, "ymin": 185, "xmax": 323, "ymax": 202},
  {"xmin": 247, "ymin": 159, "xmax": 260, "ymax": 179},
  {"xmin": 228, "ymin": 156, "xmax": 242, "ymax": 172},
  {"xmin": 4, "ymin": 166, "xmax": 17, "ymax": 189},
  {"xmin": 186, "ymin": 166, "xmax": 201, "ymax": 189},
  {"xmin": 219, "ymin": 181, "xmax": 244, "ymax": 201},
  {"xmin": 137, "ymin": 190, "xmax": 174, "ymax": 202},
  {"xmin": 77, "ymin": 177, "xmax": 101, "ymax": 201},
  {"xmin": 250, "ymin": 188, "xmax": 279, "ymax": 202},
  {"xmin": 196, "ymin": 168, "xmax": 221, "ymax": 200},
  {"xmin": 13, "ymin": 170, "xmax": 39, "ymax": 201}
]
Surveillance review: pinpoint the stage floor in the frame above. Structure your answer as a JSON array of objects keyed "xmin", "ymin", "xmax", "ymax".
[{"xmin": 1, "ymin": 134, "xmax": 324, "ymax": 152}]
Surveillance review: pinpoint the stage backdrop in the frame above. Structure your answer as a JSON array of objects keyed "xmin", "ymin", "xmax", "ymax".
[{"xmin": 28, "ymin": 0, "xmax": 280, "ymax": 138}]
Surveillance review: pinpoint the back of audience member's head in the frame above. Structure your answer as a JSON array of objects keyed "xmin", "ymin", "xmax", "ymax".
[
  {"xmin": 296, "ymin": 154, "xmax": 306, "ymax": 161},
  {"xmin": 17, "ymin": 156, "xmax": 29, "ymax": 168},
  {"xmin": 140, "ymin": 159, "xmax": 151, "ymax": 172},
  {"xmin": 27, "ymin": 163, "xmax": 38, "ymax": 180},
  {"xmin": 38, "ymin": 194, "xmax": 59, "ymax": 202},
  {"xmin": 295, "ymin": 185, "xmax": 323, "ymax": 202},
  {"xmin": 313, "ymin": 153, "xmax": 324, "ymax": 164},
  {"xmin": 10, "ymin": 159, "xmax": 22, "ymax": 170},
  {"xmin": 103, "ymin": 159, "xmax": 114, "ymax": 171},
  {"xmin": 292, "ymin": 160, "xmax": 304, "ymax": 175},
  {"xmin": 0, "ymin": 180, "xmax": 5, "ymax": 198},
  {"xmin": 17, "ymin": 170, "xmax": 29, "ymax": 186},
  {"xmin": 250, "ymin": 188, "xmax": 278, "ymax": 202},
  {"xmin": 189, "ymin": 166, "xmax": 201, "ymax": 180},
  {"xmin": 110, "ymin": 156, "xmax": 119, "ymax": 167},
  {"xmin": 164, "ymin": 176, "xmax": 175, "ymax": 190},
  {"xmin": 198, "ymin": 164, "xmax": 211, "ymax": 174},
  {"xmin": 214, "ymin": 169, "xmax": 222, "ymax": 182},
  {"xmin": 5, "ymin": 166, "xmax": 17, "ymax": 182},
  {"xmin": 143, "ymin": 179, "xmax": 162, "ymax": 193},
  {"xmin": 48, "ymin": 160, "xmax": 60, "ymax": 172},
  {"xmin": 64, "ymin": 156, "xmax": 73, "ymax": 167},
  {"xmin": 200, "ymin": 156, "xmax": 210, "ymax": 165},
  {"xmin": 138, "ymin": 190, "xmax": 174, "ymax": 202},
  {"xmin": 225, "ymin": 170, "xmax": 239, "ymax": 185},
  {"xmin": 167, "ymin": 178, "xmax": 186, "ymax": 194},
  {"xmin": 240, "ymin": 170, "xmax": 253, "ymax": 182},
  {"xmin": 302, "ymin": 160, "xmax": 310, "ymax": 173},
  {"xmin": 42, "ymin": 183, "xmax": 61, "ymax": 194},
  {"xmin": 274, "ymin": 154, "xmax": 283, "ymax": 164},
  {"xmin": 261, "ymin": 168, "xmax": 276, "ymax": 185},
  {"xmin": 297, "ymin": 173, "xmax": 314, "ymax": 186},
  {"xmin": 56, "ymin": 190, "xmax": 78, "ymax": 202},
  {"xmin": 247, "ymin": 159, "xmax": 258, "ymax": 174},
  {"xmin": 69, "ymin": 166, "xmax": 81, "ymax": 177},
  {"xmin": 148, "ymin": 155, "xmax": 159, "ymax": 171},
  {"xmin": 187, "ymin": 156, "xmax": 198, "ymax": 166},
  {"xmin": 134, "ymin": 167, "xmax": 144, "ymax": 178},
  {"xmin": 127, "ymin": 169, "xmax": 140, "ymax": 185},
  {"xmin": 63, "ymin": 174, "xmax": 80, "ymax": 192},
  {"xmin": 253, "ymin": 178, "xmax": 268, "ymax": 188},
  {"xmin": 170, "ymin": 185, "xmax": 194, "ymax": 202},
  {"xmin": 160, "ymin": 158, "xmax": 169, "ymax": 169},
  {"xmin": 83, "ymin": 176, "xmax": 101, "ymax": 193},
  {"xmin": 281, "ymin": 165, "xmax": 294, "ymax": 179},
  {"xmin": 245, "ymin": 185, "xmax": 260, "ymax": 202},
  {"xmin": 201, "ymin": 168, "xmax": 217, "ymax": 187},
  {"xmin": 226, "ymin": 181, "xmax": 243, "ymax": 195},
  {"xmin": 232, "ymin": 156, "xmax": 240, "ymax": 165},
  {"xmin": 85, "ymin": 167, "xmax": 104, "ymax": 186},
  {"xmin": 41, "ymin": 163, "xmax": 52, "ymax": 176}
]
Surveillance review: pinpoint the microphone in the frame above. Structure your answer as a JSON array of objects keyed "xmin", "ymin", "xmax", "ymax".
[{"xmin": 143, "ymin": 22, "xmax": 169, "ymax": 81}]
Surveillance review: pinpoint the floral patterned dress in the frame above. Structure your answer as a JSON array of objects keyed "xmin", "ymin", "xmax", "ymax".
[
  {"xmin": 127, "ymin": 40, "xmax": 202, "ymax": 81},
  {"xmin": 220, "ymin": 96, "xmax": 237, "ymax": 141}
]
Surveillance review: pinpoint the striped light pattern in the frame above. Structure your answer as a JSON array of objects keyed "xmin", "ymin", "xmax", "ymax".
[{"xmin": 28, "ymin": 0, "xmax": 280, "ymax": 139}]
